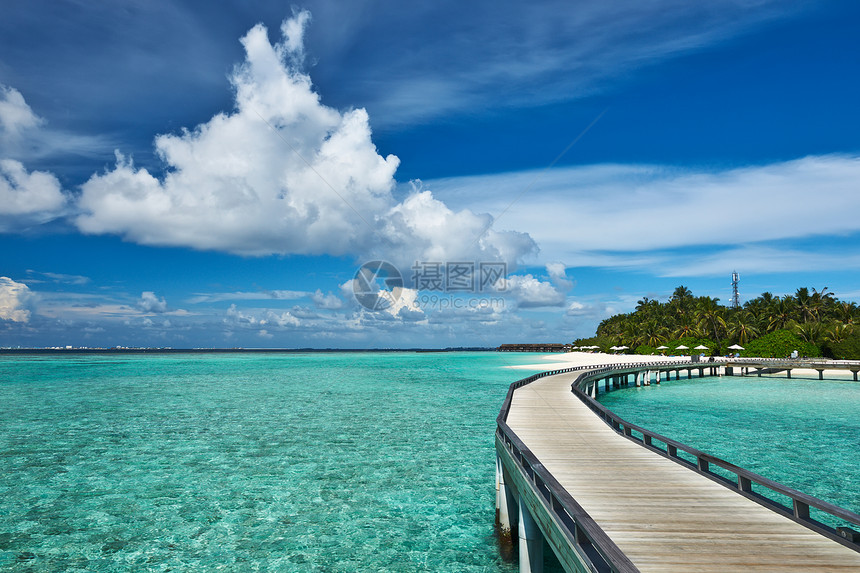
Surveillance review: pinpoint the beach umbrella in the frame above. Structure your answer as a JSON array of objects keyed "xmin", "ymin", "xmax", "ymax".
[
  {"xmin": 617, "ymin": 345, "xmax": 629, "ymax": 350},
  {"xmin": 728, "ymin": 344, "xmax": 744, "ymax": 350},
  {"xmin": 609, "ymin": 346, "xmax": 619, "ymax": 350},
  {"xmin": 675, "ymin": 345, "xmax": 689, "ymax": 351},
  {"xmin": 657, "ymin": 345, "xmax": 668, "ymax": 350},
  {"xmin": 694, "ymin": 345, "xmax": 709, "ymax": 350}
]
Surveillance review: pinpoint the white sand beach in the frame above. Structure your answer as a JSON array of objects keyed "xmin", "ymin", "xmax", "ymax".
[
  {"xmin": 506, "ymin": 351, "xmax": 860, "ymax": 380},
  {"xmin": 505, "ymin": 351, "xmax": 690, "ymax": 370}
]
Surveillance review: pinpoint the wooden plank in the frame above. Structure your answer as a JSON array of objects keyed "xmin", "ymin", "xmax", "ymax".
[{"xmin": 504, "ymin": 371, "xmax": 860, "ymax": 572}]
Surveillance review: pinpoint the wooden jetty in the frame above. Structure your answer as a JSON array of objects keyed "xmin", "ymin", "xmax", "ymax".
[
  {"xmin": 495, "ymin": 361, "xmax": 860, "ymax": 572},
  {"xmin": 498, "ymin": 343, "xmax": 572, "ymax": 353},
  {"xmin": 724, "ymin": 357, "xmax": 860, "ymax": 380}
]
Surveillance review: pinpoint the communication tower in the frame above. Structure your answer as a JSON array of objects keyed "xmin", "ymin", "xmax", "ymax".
[{"xmin": 731, "ymin": 272, "xmax": 740, "ymax": 309}]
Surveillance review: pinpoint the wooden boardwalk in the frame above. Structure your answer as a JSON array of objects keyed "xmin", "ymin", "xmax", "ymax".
[{"xmin": 505, "ymin": 370, "xmax": 860, "ymax": 572}]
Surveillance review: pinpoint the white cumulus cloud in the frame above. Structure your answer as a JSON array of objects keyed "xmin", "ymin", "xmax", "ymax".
[
  {"xmin": 76, "ymin": 14, "xmax": 397, "ymax": 256},
  {"xmin": 137, "ymin": 291, "xmax": 168, "ymax": 313},
  {"xmin": 377, "ymin": 187, "xmax": 536, "ymax": 269},
  {"xmin": 0, "ymin": 85, "xmax": 42, "ymax": 139},
  {"xmin": 497, "ymin": 274, "xmax": 566, "ymax": 308},
  {"xmin": 311, "ymin": 289, "xmax": 344, "ymax": 310},
  {"xmin": 74, "ymin": 12, "xmax": 535, "ymax": 268},
  {"xmin": 0, "ymin": 159, "xmax": 68, "ymax": 229},
  {"xmin": 0, "ymin": 87, "xmax": 70, "ymax": 230},
  {"xmin": 0, "ymin": 276, "xmax": 33, "ymax": 323},
  {"xmin": 546, "ymin": 262, "xmax": 574, "ymax": 291}
]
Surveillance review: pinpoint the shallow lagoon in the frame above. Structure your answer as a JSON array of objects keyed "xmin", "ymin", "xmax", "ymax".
[
  {"xmin": 597, "ymin": 373, "xmax": 860, "ymax": 520},
  {"xmin": 0, "ymin": 352, "xmax": 543, "ymax": 572},
  {"xmin": 2, "ymin": 353, "xmax": 857, "ymax": 571}
]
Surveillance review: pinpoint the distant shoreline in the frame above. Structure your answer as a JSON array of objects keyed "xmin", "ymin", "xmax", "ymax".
[{"xmin": 0, "ymin": 347, "xmax": 496, "ymax": 355}]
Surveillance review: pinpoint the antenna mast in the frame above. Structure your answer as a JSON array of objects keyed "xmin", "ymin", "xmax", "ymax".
[{"xmin": 731, "ymin": 271, "xmax": 740, "ymax": 309}]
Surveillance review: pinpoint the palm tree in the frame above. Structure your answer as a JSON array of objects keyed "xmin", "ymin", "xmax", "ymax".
[
  {"xmin": 670, "ymin": 286, "xmax": 693, "ymax": 305},
  {"xmin": 695, "ymin": 297, "xmax": 727, "ymax": 350},
  {"xmin": 758, "ymin": 291, "xmax": 777, "ymax": 316},
  {"xmin": 673, "ymin": 323, "xmax": 697, "ymax": 339},
  {"xmin": 794, "ymin": 322, "xmax": 824, "ymax": 346},
  {"xmin": 729, "ymin": 311, "xmax": 760, "ymax": 345},
  {"xmin": 810, "ymin": 286, "xmax": 836, "ymax": 322},
  {"xmin": 836, "ymin": 301, "xmax": 858, "ymax": 325},
  {"xmin": 642, "ymin": 320, "xmax": 669, "ymax": 348},
  {"xmin": 795, "ymin": 287, "xmax": 815, "ymax": 323},
  {"xmin": 768, "ymin": 298, "xmax": 796, "ymax": 332},
  {"xmin": 825, "ymin": 322, "xmax": 853, "ymax": 345},
  {"xmin": 667, "ymin": 286, "xmax": 695, "ymax": 328}
]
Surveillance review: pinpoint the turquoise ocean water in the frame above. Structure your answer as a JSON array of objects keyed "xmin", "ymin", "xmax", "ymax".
[
  {"xmin": 597, "ymin": 373, "xmax": 860, "ymax": 523},
  {"xmin": 0, "ymin": 352, "xmax": 546, "ymax": 572},
  {"xmin": 4, "ymin": 354, "xmax": 859, "ymax": 571}
]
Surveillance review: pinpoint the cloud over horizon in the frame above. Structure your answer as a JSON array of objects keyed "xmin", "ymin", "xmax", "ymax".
[
  {"xmin": 0, "ymin": 276, "xmax": 32, "ymax": 323},
  {"xmin": 74, "ymin": 12, "xmax": 536, "ymax": 269}
]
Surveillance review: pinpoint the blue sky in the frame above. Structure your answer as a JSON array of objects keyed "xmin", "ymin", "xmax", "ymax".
[{"xmin": 1, "ymin": 0, "xmax": 859, "ymax": 348}]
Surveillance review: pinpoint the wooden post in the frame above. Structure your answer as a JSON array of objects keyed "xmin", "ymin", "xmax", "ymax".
[
  {"xmin": 496, "ymin": 454, "xmax": 501, "ymax": 514},
  {"xmin": 519, "ymin": 498, "xmax": 544, "ymax": 573},
  {"xmin": 497, "ymin": 458, "xmax": 517, "ymax": 561}
]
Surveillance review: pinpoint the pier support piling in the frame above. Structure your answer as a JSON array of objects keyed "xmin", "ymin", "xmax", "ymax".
[
  {"xmin": 518, "ymin": 498, "xmax": 544, "ymax": 573},
  {"xmin": 496, "ymin": 457, "xmax": 518, "ymax": 560}
]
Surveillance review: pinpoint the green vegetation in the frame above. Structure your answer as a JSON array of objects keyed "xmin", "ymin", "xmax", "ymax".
[
  {"xmin": 574, "ymin": 286, "xmax": 860, "ymax": 359},
  {"xmin": 740, "ymin": 329, "xmax": 818, "ymax": 358}
]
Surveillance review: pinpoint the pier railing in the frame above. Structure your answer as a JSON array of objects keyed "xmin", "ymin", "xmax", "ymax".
[
  {"xmin": 569, "ymin": 366, "xmax": 860, "ymax": 552},
  {"xmin": 726, "ymin": 357, "xmax": 860, "ymax": 367},
  {"xmin": 495, "ymin": 359, "xmax": 694, "ymax": 572}
]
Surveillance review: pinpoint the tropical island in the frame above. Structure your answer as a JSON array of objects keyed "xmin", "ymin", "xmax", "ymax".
[{"xmin": 574, "ymin": 286, "xmax": 860, "ymax": 359}]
